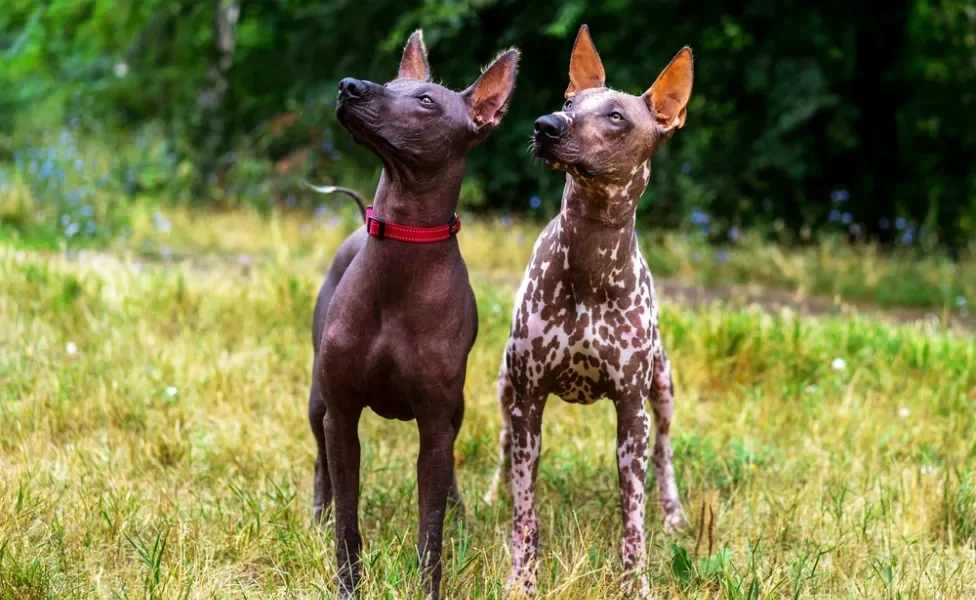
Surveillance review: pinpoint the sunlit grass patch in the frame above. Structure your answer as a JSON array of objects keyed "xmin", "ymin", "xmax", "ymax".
[
  {"xmin": 113, "ymin": 203, "xmax": 976, "ymax": 315},
  {"xmin": 1, "ymin": 237, "xmax": 974, "ymax": 598}
]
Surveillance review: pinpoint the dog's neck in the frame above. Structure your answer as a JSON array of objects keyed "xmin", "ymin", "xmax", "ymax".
[
  {"xmin": 560, "ymin": 160, "xmax": 650, "ymax": 230},
  {"xmin": 555, "ymin": 160, "xmax": 651, "ymax": 291},
  {"xmin": 370, "ymin": 161, "xmax": 466, "ymax": 228}
]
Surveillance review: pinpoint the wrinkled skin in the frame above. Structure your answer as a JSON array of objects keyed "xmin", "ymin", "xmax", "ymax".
[
  {"xmin": 308, "ymin": 31, "xmax": 519, "ymax": 600},
  {"xmin": 484, "ymin": 25, "xmax": 693, "ymax": 598}
]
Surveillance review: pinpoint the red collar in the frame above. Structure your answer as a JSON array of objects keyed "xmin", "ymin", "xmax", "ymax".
[{"xmin": 365, "ymin": 205, "xmax": 461, "ymax": 243}]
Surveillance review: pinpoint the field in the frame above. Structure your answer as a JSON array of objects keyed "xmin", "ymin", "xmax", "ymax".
[{"xmin": 1, "ymin": 207, "xmax": 975, "ymax": 599}]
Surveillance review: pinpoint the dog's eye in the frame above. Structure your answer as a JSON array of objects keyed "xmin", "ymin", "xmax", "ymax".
[
  {"xmin": 418, "ymin": 95, "xmax": 434, "ymax": 105},
  {"xmin": 609, "ymin": 112, "xmax": 624, "ymax": 122},
  {"xmin": 563, "ymin": 100, "xmax": 573, "ymax": 110}
]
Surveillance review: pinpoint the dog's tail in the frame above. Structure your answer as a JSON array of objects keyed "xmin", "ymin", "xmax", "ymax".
[{"xmin": 301, "ymin": 181, "xmax": 367, "ymax": 222}]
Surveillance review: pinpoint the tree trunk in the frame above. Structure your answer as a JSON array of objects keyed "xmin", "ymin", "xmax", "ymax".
[{"xmin": 193, "ymin": 0, "xmax": 240, "ymax": 201}]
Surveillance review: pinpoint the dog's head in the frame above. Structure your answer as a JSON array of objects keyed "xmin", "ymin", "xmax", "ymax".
[
  {"xmin": 336, "ymin": 30, "xmax": 519, "ymax": 173},
  {"xmin": 534, "ymin": 25, "xmax": 693, "ymax": 183}
]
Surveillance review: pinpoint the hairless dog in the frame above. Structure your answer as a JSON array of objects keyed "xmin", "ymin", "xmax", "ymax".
[
  {"xmin": 308, "ymin": 31, "xmax": 518, "ymax": 599},
  {"xmin": 485, "ymin": 25, "xmax": 693, "ymax": 598}
]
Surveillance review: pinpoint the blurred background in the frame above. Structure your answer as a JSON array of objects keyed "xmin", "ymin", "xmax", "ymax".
[
  {"xmin": 2, "ymin": 8, "xmax": 975, "ymax": 595},
  {"xmin": 1, "ymin": 0, "xmax": 974, "ymax": 250}
]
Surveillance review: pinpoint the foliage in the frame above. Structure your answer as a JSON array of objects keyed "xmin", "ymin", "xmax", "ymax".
[{"xmin": 1, "ymin": 0, "xmax": 976, "ymax": 247}]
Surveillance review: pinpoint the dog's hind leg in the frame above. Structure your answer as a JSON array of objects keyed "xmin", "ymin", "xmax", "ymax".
[
  {"xmin": 649, "ymin": 344, "xmax": 684, "ymax": 533},
  {"xmin": 308, "ymin": 356, "xmax": 333, "ymax": 525},
  {"xmin": 483, "ymin": 357, "xmax": 514, "ymax": 505},
  {"xmin": 309, "ymin": 281, "xmax": 339, "ymax": 527},
  {"xmin": 447, "ymin": 401, "xmax": 465, "ymax": 517},
  {"xmin": 309, "ymin": 236, "xmax": 363, "ymax": 527}
]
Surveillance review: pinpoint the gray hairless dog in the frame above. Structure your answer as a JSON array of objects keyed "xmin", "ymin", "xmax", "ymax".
[{"xmin": 308, "ymin": 31, "xmax": 518, "ymax": 599}]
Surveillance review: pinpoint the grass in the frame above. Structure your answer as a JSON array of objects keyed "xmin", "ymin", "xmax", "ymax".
[
  {"xmin": 1, "ymin": 208, "xmax": 975, "ymax": 599},
  {"xmin": 113, "ymin": 203, "xmax": 976, "ymax": 314}
]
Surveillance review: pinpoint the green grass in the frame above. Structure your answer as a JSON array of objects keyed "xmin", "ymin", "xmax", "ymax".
[{"xmin": 1, "ymin": 211, "xmax": 974, "ymax": 599}]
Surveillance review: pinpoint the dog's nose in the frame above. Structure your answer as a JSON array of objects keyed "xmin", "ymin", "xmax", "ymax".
[
  {"xmin": 338, "ymin": 77, "xmax": 367, "ymax": 100},
  {"xmin": 534, "ymin": 114, "xmax": 567, "ymax": 138}
]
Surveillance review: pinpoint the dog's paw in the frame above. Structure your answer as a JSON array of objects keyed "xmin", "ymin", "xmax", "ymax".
[
  {"xmin": 504, "ymin": 569, "xmax": 538, "ymax": 599},
  {"xmin": 448, "ymin": 508, "xmax": 473, "ymax": 536},
  {"xmin": 311, "ymin": 503, "xmax": 334, "ymax": 529},
  {"xmin": 335, "ymin": 588, "xmax": 359, "ymax": 600},
  {"xmin": 483, "ymin": 471, "xmax": 510, "ymax": 506},
  {"xmin": 621, "ymin": 574, "xmax": 653, "ymax": 599},
  {"xmin": 662, "ymin": 509, "xmax": 686, "ymax": 535}
]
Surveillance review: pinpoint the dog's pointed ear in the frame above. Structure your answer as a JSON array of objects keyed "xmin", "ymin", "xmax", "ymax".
[
  {"xmin": 462, "ymin": 49, "xmax": 519, "ymax": 130},
  {"xmin": 565, "ymin": 25, "xmax": 606, "ymax": 99},
  {"xmin": 398, "ymin": 30, "xmax": 431, "ymax": 81},
  {"xmin": 643, "ymin": 47, "xmax": 694, "ymax": 132}
]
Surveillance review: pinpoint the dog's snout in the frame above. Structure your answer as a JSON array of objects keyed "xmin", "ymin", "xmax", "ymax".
[
  {"xmin": 534, "ymin": 115, "xmax": 567, "ymax": 139},
  {"xmin": 338, "ymin": 77, "xmax": 367, "ymax": 100}
]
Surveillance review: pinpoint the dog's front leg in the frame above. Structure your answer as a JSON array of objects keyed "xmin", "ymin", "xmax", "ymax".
[
  {"xmin": 506, "ymin": 391, "xmax": 545, "ymax": 597},
  {"xmin": 324, "ymin": 406, "xmax": 364, "ymax": 599},
  {"xmin": 416, "ymin": 413, "xmax": 458, "ymax": 600},
  {"xmin": 616, "ymin": 396, "xmax": 651, "ymax": 598},
  {"xmin": 650, "ymin": 347, "xmax": 684, "ymax": 532}
]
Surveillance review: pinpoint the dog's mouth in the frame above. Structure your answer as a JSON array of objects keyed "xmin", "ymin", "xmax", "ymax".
[
  {"xmin": 335, "ymin": 102, "xmax": 398, "ymax": 156},
  {"xmin": 534, "ymin": 139, "xmax": 595, "ymax": 179},
  {"xmin": 336, "ymin": 100, "xmax": 369, "ymax": 139}
]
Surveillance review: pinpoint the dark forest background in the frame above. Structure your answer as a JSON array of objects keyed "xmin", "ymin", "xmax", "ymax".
[{"xmin": 2, "ymin": 0, "xmax": 974, "ymax": 248}]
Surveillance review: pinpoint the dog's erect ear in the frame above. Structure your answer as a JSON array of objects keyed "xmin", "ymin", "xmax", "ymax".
[
  {"xmin": 643, "ymin": 47, "xmax": 694, "ymax": 132},
  {"xmin": 398, "ymin": 30, "xmax": 431, "ymax": 81},
  {"xmin": 565, "ymin": 25, "xmax": 606, "ymax": 99},
  {"xmin": 462, "ymin": 49, "xmax": 519, "ymax": 129}
]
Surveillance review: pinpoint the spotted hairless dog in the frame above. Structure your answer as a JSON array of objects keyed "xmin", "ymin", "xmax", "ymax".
[
  {"xmin": 484, "ymin": 25, "xmax": 693, "ymax": 597},
  {"xmin": 308, "ymin": 32, "xmax": 518, "ymax": 599}
]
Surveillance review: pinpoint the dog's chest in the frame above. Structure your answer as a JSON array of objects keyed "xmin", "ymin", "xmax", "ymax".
[
  {"xmin": 508, "ymin": 221, "xmax": 661, "ymax": 404},
  {"xmin": 322, "ymin": 260, "xmax": 478, "ymax": 420}
]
